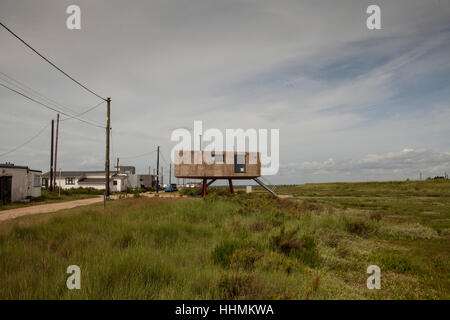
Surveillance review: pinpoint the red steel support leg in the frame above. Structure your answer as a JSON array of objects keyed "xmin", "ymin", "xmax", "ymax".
[
  {"xmin": 202, "ymin": 178, "xmax": 207, "ymax": 197},
  {"xmin": 228, "ymin": 179, "xmax": 234, "ymax": 194}
]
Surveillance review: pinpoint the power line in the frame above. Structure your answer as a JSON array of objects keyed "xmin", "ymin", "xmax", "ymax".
[
  {"xmin": 160, "ymin": 151, "xmax": 171, "ymax": 165},
  {"xmin": 111, "ymin": 128, "xmax": 115, "ymax": 164},
  {"xmin": 0, "ymin": 82, "xmax": 105, "ymax": 129},
  {"xmin": 120, "ymin": 149, "xmax": 157, "ymax": 160},
  {"xmin": 0, "ymin": 71, "xmax": 104, "ymax": 126},
  {"xmin": 0, "ymin": 71, "xmax": 79, "ymax": 116},
  {"xmin": 0, "ymin": 22, "xmax": 106, "ymax": 101},
  {"xmin": 60, "ymin": 100, "xmax": 105, "ymax": 123},
  {"xmin": 0, "ymin": 122, "xmax": 51, "ymax": 157}
]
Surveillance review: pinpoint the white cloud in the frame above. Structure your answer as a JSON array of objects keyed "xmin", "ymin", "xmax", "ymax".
[{"xmin": 280, "ymin": 149, "xmax": 450, "ymax": 183}]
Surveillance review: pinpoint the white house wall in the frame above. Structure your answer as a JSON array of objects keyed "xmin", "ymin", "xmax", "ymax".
[
  {"xmin": 28, "ymin": 171, "xmax": 42, "ymax": 198},
  {"xmin": 54, "ymin": 176, "xmax": 126, "ymax": 191},
  {"xmin": 0, "ymin": 167, "xmax": 41, "ymax": 202},
  {"xmin": 54, "ymin": 177, "xmax": 81, "ymax": 190},
  {"xmin": 54, "ymin": 177, "xmax": 105, "ymax": 190}
]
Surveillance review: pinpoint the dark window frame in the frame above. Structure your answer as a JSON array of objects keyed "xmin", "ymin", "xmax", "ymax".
[
  {"xmin": 65, "ymin": 177, "xmax": 75, "ymax": 185},
  {"xmin": 211, "ymin": 153, "xmax": 224, "ymax": 164},
  {"xmin": 234, "ymin": 154, "xmax": 246, "ymax": 173},
  {"xmin": 33, "ymin": 175, "xmax": 41, "ymax": 187}
]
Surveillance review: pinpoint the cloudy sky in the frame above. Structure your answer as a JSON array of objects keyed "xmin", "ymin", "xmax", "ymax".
[{"xmin": 1, "ymin": 0, "xmax": 449, "ymax": 184}]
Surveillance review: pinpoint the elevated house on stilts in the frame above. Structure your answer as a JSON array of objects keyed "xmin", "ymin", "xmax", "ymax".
[{"xmin": 173, "ymin": 150, "xmax": 276, "ymax": 197}]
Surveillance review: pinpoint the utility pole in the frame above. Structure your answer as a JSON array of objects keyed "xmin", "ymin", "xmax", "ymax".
[
  {"xmin": 156, "ymin": 146, "xmax": 160, "ymax": 193},
  {"xmin": 53, "ymin": 113, "xmax": 60, "ymax": 188},
  {"xmin": 58, "ymin": 168, "xmax": 61, "ymax": 198},
  {"xmin": 116, "ymin": 157, "xmax": 119, "ymax": 174},
  {"xmin": 50, "ymin": 119, "xmax": 54, "ymax": 191},
  {"xmin": 169, "ymin": 163, "xmax": 172, "ymax": 185},
  {"xmin": 105, "ymin": 97, "xmax": 111, "ymax": 198}
]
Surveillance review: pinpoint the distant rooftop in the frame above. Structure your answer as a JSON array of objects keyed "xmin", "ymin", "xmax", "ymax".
[
  {"xmin": 0, "ymin": 163, "xmax": 41, "ymax": 173},
  {"xmin": 42, "ymin": 170, "xmax": 105, "ymax": 177}
]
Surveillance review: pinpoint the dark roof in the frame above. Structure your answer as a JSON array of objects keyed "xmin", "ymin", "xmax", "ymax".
[
  {"xmin": 115, "ymin": 165, "xmax": 136, "ymax": 174},
  {"xmin": 0, "ymin": 163, "xmax": 42, "ymax": 173},
  {"xmin": 78, "ymin": 177, "xmax": 106, "ymax": 184},
  {"xmin": 42, "ymin": 170, "xmax": 105, "ymax": 177}
]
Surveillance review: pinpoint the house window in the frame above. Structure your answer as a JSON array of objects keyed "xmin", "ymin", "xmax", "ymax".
[
  {"xmin": 33, "ymin": 175, "xmax": 41, "ymax": 187},
  {"xmin": 41, "ymin": 178, "xmax": 48, "ymax": 187},
  {"xmin": 212, "ymin": 154, "xmax": 224, "ymax": 163},
  {"xmin": 234, "ymin": 154, "xmax": 246, "ymax": 173},
  {"xmin": 65, "ymin": 177, "xmax": 75, "ymax": 185},
  {"xmin": 113, "ymin": 181, "xmax": 118, "ymax": 185}
]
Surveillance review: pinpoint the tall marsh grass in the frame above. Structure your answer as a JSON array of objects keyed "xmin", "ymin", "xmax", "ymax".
[{"xmin": 0, "ymin": 182, "xmax": 448, "ymax": 299}]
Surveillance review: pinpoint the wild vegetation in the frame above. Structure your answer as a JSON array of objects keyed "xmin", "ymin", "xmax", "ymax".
[
  {"xmin": 0, "ymin": 188, "xmax": 102, "ymax": 211},
  {"xmin": 0, "ymin": 180, "xmax": 448, "ymax": 299}
]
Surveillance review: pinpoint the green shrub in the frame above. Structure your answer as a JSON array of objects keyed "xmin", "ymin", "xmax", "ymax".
[
  {"xmin": 179, "ymin": 187, "xmax": 199, "ymax": 196},
  {"xmin": 230, "ymin": 247, "xmax": 264, "ymax": 269},
  {"xmin": 371, "ymin": 251, "xmax": 422, "ymax": 274},
  {"xmin": 345, "ymin": 218, "xmax": 371, "ymax": 236},
  {"xmin": 211, "ymin": 240, "xmax": 243, "ymax": 268},
  {"xmin": 216, "ymin": 273, "xmax": 265, "ymax": 299},
  {"xmin": 133, "ymin": 188, "xmax": 141, "ymax": 198},
  {"xmin": 369, "ymin": 211, "xmax": 382, "ymax": 221},
  {"xmin": 379, "ymin": 223, "xmax": 439, "ymax": 240},
  {"xmin": 249, "ymin": 221, "xmax": 270, "ymax": 232},
  {"xmin": 114, "ymin": 233, "xmax": 136, "ymax": 249},
  {"xmin": 270, "ymin": 228, "xmax": 320, "ymax": 267}
]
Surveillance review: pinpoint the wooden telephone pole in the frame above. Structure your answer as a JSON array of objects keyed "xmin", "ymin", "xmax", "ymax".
[
  {"xmin": 156, "ymin": 146, "xmax": 160, "ymax": 193},
  {"xmin": 169, "ymin": 163, "xmax": 172, "ymax": 185},
  {"xmin": 49, "ymin": 119, "xmax": 54, "ymax": 191},
  {"xmin": 53, "ymin": 113, "xmax": 60, "ymax": 188},
  {"xmin": 105, "ymin": 97, "xmax": 111, "ymax": 198}
]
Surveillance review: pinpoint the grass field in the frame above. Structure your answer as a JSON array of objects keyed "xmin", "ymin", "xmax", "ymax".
[
  {"xmin": 0, "ymin": 188, "xmax": 103, "ymax": 211},
  {"xmin": 0, "ymin": 180, "xmax": 448, "ymax": 299}
]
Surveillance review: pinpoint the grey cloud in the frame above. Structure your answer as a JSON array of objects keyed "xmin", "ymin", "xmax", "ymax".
[
  {"xmin": 281, "ymin": 149, "xmax": 450, "ymax": 183},
  {"xmin": 1, "ymin": 0, "xmax": 449, "ymax": 182}
]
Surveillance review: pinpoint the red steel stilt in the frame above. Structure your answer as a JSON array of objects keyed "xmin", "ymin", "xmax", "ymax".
[
  {"xmin": 202, "ymin": 178, "xmax": 207, "ymax": 197},
  {"xmin": 228, "ymin": 179, "xmax": 234, "ymax": 194}
]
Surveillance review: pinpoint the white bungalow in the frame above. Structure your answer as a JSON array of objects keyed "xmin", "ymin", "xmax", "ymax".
[{"xmin": 0, "ymin": 163, "xmax": 42, "ymax": 204}]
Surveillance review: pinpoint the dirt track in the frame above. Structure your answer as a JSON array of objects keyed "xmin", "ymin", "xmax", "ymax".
[{"xmin": 0, "ymin": 196, "xmax": 104, "ymax": 222}]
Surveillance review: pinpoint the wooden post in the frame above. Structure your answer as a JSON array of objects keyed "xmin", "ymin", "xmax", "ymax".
[
  {"xmin": 105, "ymin": 97, "xmax": 111, "ymax": 197},
  {"xmin": 58, "ymin": 168, "xmax": 61, "ymax": 198},
  {"xmin": 156, "ymin": 146, "xmax": 160, "ymax": 193},
  {"xmin": 228, "ymin": 178, "xmax": 234, "ymax": 194},
  {"xmin": 49, "ymin": 119, "xmax": 54, "ymax": 191},
  {"xmin": 53, "ymin": 113, "xmax": 60, "ymax": 188},
  {"xmin": 201, "ymin": 178, "xmax": 207, "ymax": 197}
]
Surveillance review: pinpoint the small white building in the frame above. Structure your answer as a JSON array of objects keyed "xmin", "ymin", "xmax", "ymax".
[
  {"xmin": 0, "ymin": 163, "xmax": 42, "ymax": 204},
  {"xmin": 42, "ymin": 170, "xmax": 136, "ymax": 192}
]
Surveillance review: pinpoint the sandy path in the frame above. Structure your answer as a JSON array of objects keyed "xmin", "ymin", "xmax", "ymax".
[{"xmin": 0, "ymin": 196, "xmax": 104, "ymax": 222}]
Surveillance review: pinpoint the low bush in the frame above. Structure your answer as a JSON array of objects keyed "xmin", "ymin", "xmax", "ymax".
[
  {"xmin": 249, "ymin": 221, "xmax": 270, "ymax": 232},
  {"xmin": 179, "ymin": 187, "xmax": 199, "ymax": 196},
  {"xmin": 270, "ymin": 228, "xmax": 320, "ymax": 267},
  {"xmin": 230, "ymin": 247, "xmax": 264, "ymax": 269},
  {"xmin": 369, "ymin": 211, "xmax": 383, "ymax": 221},
  {"xmin": 345, "ymin": 218, "xmax": 371, "ymax": 236},
  {"xmin": 211, "ymin": 240, "xmax": 244, "ymax": 268}
]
